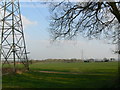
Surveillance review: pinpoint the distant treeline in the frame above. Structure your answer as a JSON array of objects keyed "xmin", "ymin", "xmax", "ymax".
[
  {"xmin": 29, "ymin": 59, "xmax": 82, "ymax": 64},
  {"xmin": 29, "ymin": 58, "xmax": 116, "ymax": 64},
  {"xmin": 2, "ymin": 58, "xmax": 116, "ymax": 64}
]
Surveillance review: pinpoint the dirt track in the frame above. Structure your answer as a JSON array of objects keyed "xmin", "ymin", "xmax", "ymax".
[{"xmin": 38, "ymin": 70, "xmax": 80, "ymax": 74}]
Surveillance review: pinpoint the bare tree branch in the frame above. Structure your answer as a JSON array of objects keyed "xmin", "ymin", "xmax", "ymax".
[{"xmin": 48, "ymin": 1, "xmax": 120, "ymax": 43}]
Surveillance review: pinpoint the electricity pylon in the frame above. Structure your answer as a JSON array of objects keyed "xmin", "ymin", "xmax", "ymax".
[{"xmin": 0, "ymin": 0, "xmax": 29, "ymax": 73}]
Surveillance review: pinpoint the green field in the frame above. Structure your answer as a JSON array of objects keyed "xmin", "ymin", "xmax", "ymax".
[{"xmin": 2, "ymin": 62, "xmax": 120, "ymax": 88}]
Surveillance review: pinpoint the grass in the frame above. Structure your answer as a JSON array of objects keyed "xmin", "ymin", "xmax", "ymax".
[
  {"xmin": 2, "ymin": 61, "xmax": 119, "ymax": 88},
  {"xmin": 30, "ymin": 62, "xmax": 118, "ymax": 73}
]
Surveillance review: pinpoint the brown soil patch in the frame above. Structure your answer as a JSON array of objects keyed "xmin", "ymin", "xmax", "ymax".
[
  {"xmin": 38, "ymin": 71, "xmax": 79, "ymax": 74},
  {"xmin": 2, "ymin": 68, "xmax": 28, "ymax": 75}
]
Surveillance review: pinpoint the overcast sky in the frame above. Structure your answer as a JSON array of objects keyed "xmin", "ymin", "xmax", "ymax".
[{"xmin": 18, "ymin": 2, "xmax": 117, "ymax": 60}]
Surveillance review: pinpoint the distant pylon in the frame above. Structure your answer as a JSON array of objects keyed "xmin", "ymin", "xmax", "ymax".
[
  {"xmin": 0, "ymin": 0, "xmax": 29, "ymax": 72},
  {"xmin": 81, "ymin": 49, "xmax": 83, "ymax": 60}
]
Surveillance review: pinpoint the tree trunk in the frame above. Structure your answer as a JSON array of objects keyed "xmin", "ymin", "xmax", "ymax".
[{"xmin": 108, "ymin": 2, "xmax": 120, "ymax": 23}]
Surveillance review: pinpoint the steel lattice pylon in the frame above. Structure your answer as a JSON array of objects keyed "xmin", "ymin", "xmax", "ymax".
[{"xmin": 0, "ymin": 0, "xmax": 29, "ymax": 73}]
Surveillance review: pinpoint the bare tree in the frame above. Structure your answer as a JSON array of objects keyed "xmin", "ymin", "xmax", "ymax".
[{"xmin": 48, "ymin": 0, "xmax": 120, "ymax": 44}]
